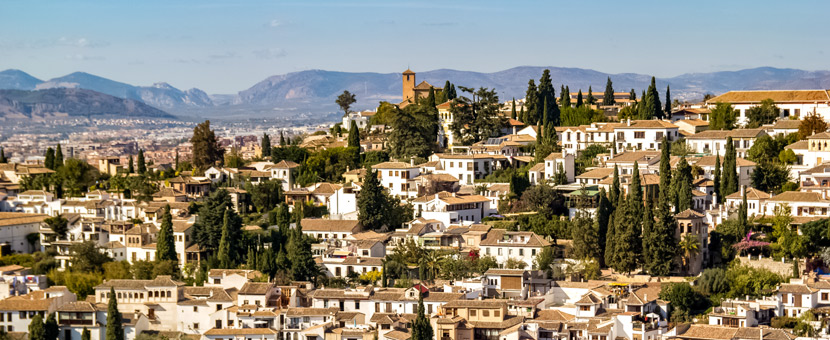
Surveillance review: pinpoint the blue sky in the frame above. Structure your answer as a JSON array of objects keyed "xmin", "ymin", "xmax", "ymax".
[{"xmin": 1, "ymin": 0, "xmax": 827, "ymax": 94}]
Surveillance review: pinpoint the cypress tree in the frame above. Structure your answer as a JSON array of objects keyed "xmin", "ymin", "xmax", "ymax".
[
  {"xmin": 610, "ymin": 165, "xmax": 621, "ymax": 207},
  {"xmin": 648, "ymin": 77, "xmax": 664, "ymax": 119},
  {"xmin": 426, "ymin": 87, "xmax": 436, "ymax": 109},
  {"xmin": 137, "ymin": 149, "xmax": 146, "ymax": 174},
  {"xmin": 603, "ymin": 77, "xmax": 615, "ymax": 106},
  {"xmin": 739, "ymin": 189, "xmax": 748, "ymax": 233},
  {"xmin": 586, "ymin": 86, "xmax": 596, "ymax": 106},
  {"xmin": 449, "ymin": 84, "xmax": 457, "ymax": 100},
  {"xmin": 659, "ymin": 139, "xmax": 672, "ymax": 198},
  {"xmin": 650, "ymin": 146, "xmax": 679, "ymax": 276},
  {"xmin": 612, "ymin": 194, "xmax": 640, "ymax": 274},
  {"xmin": 640, "ymin": 198, "xmax": 655, "ymax": 273},
  {"xmin": 0, "ymin": 147, "xmax": 6, "ymax": 163},
  {"xmin": 442, "ymin": 81, "xmax": 452, "ymax": 102},
  {"xmin": 525, "ymin": 80, "xmax": 538, "ymax": 124},
  {"xmin": 576, "ymin": 90, "xmax": 584, "ymax": 107},
  {"xmin": 44, "ymin": 147, "xmax": 55, "ymax": 170},
  {"xmin": 604, "ymin": 212, "xmax": 616, "ymax": 266},
  {"xmin": 562, "ymin": 86, "xmax": 571, "ymax": 108},
  {"xmin": 665, "ymin": 85, "xmax": 672, "ymax": 117},
  {"xmin": 156, "ymin": 205, "xmax": 177, "ymax": 262},
  {"xmin": 629, "ymin": 89, "xmax": 636, "ymax": 101},
  {"xmin": 45, "ymin": 313, "xmax": 58, "ymax": 340},
  {"xmin": 81, "ymin": 328, "xmax": 91, "ymax": 340},
  {"xmin": 519, "ymin": 106, "xmax": 526, "ymax": 124},
  {"xmin": 175, "ymin": 150, "xmax": 179, "ymax": 170},
  {"xmin": 381, "ymin": 261, "xmax": 388, "ymax": 287},
  {"xmin": 674, "ymin": 157, "xmax": 693, "ymax": 213},
  {"xmin": 538, "ymin": 69, "xmax": 559, "ymax": 126},
  {"xmin": 722, "ymin": 137, "xmax": 738, "ymax": 196},
  {"xmin": 714, "ymin": 152, "xmax": 722, "ymax": 204},
  {"xmin": 218, "ymin": 210, "xmax": 233, "ymax": 268},
  {"xmin": 106, "ymin": 287, "xmax": 124, "ymax": 340},
  {"xmin": 559, "ymin": 85, "xmax": 567, "ymax": 106},
  {"xmin": 348, "ymin": 120, "xmax": 360, "ymax": 148},
  {"xmin": 628, "ymin": 162, "xmax": 643, "ymax": 219},
  {"xmin": 246, "ymin": 247, "xmax": 256, "ymax": 269},
  {"xmin": 29, "ymin": 314, "xmax": 45, "ymax": 340},
  {"xmin": 280, "ymin": 132, "xmax": 286, "ymax": 146},
  {"xmin": 638, "ymin": 86, "xmax": 654, "ymax": 120},
  {"xmin": 55, "ymin": 144, "xmax": 63, "ymax": 168},
  {"xmin": 596, "ymin": 188, "xmax": 612, "ymax": 266},
  {"xmin": 411, "ymin": 294, "xmax": 434, "ymax": 340},
  {"xmin": 511, "ymin": 98, "xmax": 517, "ymax": 120},
  {"xmin": 127, "ymin": 155, "xmax": 134, "ymax": 174},
  {"xmin": 261, "ymin": 133, "xmax": 271, "ymax": 158}
]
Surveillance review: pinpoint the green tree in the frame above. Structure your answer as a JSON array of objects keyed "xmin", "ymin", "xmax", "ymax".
[
  {"xmin": 648, "ymin": 77, "xmax": 664, "ymax": 119},
  {"xmin": 357, "ymin": 170, "xmax": 411, "ymax": 231},
  {"xmin": 106, "ymin": 287, "xmax": 124, "ymax": 340},
  {"xmin": 799, "ymin": 111, "xmax": 828, "ymax": 139},
  {"xmin": 610, "ymin": 165, "xmax": 621, "ymax": 207},
  {"xmin": 714, "ymin": 152, "xmax": 722, "ymax": 204},
  {"xmin": 709, "ymin": 103, "xmax": 738, "ymax": 130},
  {"xmin": 156, "ymin": 205, "xmax": 177, "ymax": 262},
  {"xmin": 279, "ymin": 132, "xmax": 286, "ymax": 147},
  {"xmin": 571, "ymin": 206, "xmax": 599, "ymax": 260},
  {"xmin": 336, "ymin": 90, "xmax": 357, "ymax": 116},
  {"xmin": 538, "ymin": 69, "xmax": 559, "ymax": 126},
  {"xmin": 44, "ymin": 147, "xmax": 55, "ymax": 170},
  {"xmin": 604, "ymin": 212, "xmax": 616, "ymax": 267},
  {"xmin": 525, "ymin": 80, "xmax": 538, "ymax": 124},
  {"xmin": 613, "ymin": 162, "xmax": 643, "ymax": 274},
  {"xmin": 28, "ymin": 314, "xmax": 45, "ymax": 340},
  {"xmin": 81, "ymin": 328, "xmax": 90, "ymax": 340},
  {"xmin": 745, "ymin": 98, "xmax": 780, "ymax": 128},
  {"xmin": 288, "ymin": 225, "xmax": 319, "ymax": 282},
  {"xmin": 646, "ymin": 141, "xmax": 678, "ymax": 276},
  {"xmin": 629, "ymin": 89, "xmax": 636, "ymax": 101},
  {"xmin": 510, "ymin": 98, "xmax": 517, "ymax": 120},
  {"xmin": 348, "ymin": 120, "xmax": 360, "ymax": 148},
  {"xmin": 673, "ymin": 157, "xmax": 693, "ymax": 213},
  {"xmin": 127, "ymin": 155, "xmax": 134, "ymax": 174},
  {"xmin": 576, "ymin": 90, "xmax": 584, "ymax": 107},
  {"xmin": 664, "ymin": 85, "xmax": 672, "ymax": 116},
  {"xmin": 679, "ymin": 234, "xmax": 700, "ymax": 274},
  {"xmin": 602, "ymin": 77, "xmax": 615, "ymax": 106},
  {"xmin": 55, "ymin": 144, "xmax": 64, "ymax": 168},
  {"xmin": 45, "ymin": 215, "xmax": 69, "ymax": 240},
  {"xmin": 261, "ymin": 133, "xmax": 271, "ymax": 158},
  {"xmin": 44, "ymin": 313, "xmax": 58, "ymax": 340},
  {"xmin": 388, "ymin": 104, "xmax": 436, "ymax": 160},
  {"xmin": 595, "ymin": 188, "xmax": 612, "ymax": 266},
  {"xmin": 721, "ymin": 137, "xmax": 738, "ymax": 196},
  {"xmin": 70, "ymin": 241, "xmax": 112, "ymax": 273},
  {"xmin": 410, "ymin": 294, "xmax": 434, "ymax": 340},
  {"xmin": 751, "ymin": 161, "xmax": 791, "ymax": 194},
  {"xmin": 217, "ymin": 210, "xmax": 235, "ymax": 268},
  {"xmin": 449, "ymin": 87, "xmax": 505, "ymax": 145},
  {"xmin": 534, "ymin": 247, "xmax": 556, "ymax": 276},
  {"xmin": 561, "ymin": 85, "xmax": 571, "ymax": 108},
  {"xmin": 190, "ymin": 120, "xmax": 225, "ymax": 173},
  {"xmin": 137, "ymin": 149, "xmax": 146, "ymax": 174},
  {"xmin": 586, "ymin": 86, "xmax": 596, "ymax": 106}
]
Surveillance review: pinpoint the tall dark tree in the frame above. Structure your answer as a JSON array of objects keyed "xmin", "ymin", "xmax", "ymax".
[
  {"xmin": 44, "ymin": 313, "xmax": 58, "ymax": 340},
  {"xmin": 586, "ymin": 86, "xmax": 596, "ymax": 106},
  {"xmin": 721, "ymin": 137, "xmax": 738, "ymax": 197},
  {"xmin": 576, "ymin": 90, "xmax": 584, "ymax": 107},
  {"xmin": 525, "ymin": 80, "xmax": 539, "ymax": 124},
  {"xmin": 443, "ymin": 81, "xmax": 453, "ymax": 101},
  {"xmin": 410, "ymin": 294, "xmax": 434, "ymax": 340},
  {"xmin": 190, "ymin": 120, "xmax": 225, "ymax": 172},
  {"xmin": 288, "ymin": 222, "xmax": 319, "ymax": 281},
  {"xmin": 449, "ymin": 87, "xmax": 505, "ymax": 145},
  {"xmin": 739, "ymin": 189, "xmax": 748, "ymax": 233},
  {"xmin": 664, "ymin": 85, "xmax": 672, "ymax": 116},
  {"xmin": 714, "ymin": 152, "xmax": 722, "ymax": 204},
  {"xmin": 81, "ymin": 328, "xmax": 90, "ymax": 340},
  {"xmin": 279, "ymin": 132, "xmax": 287, "ymax": 147},
  {"xmin": 538, "ymin": 69, "xmax": 559, "ymax": 126},
  {"xmin": 44, "ymin": 147, "xmax": 55, "ymax": 170},
  {"xmin": 348, "ymin": 120, "xmax": 361, "ymax": 148},
  {"xmin": 628, "ymin": 162, "xmax": 643, "ymax": 219},
  {"xmin": 336, "ymin": 90, "xmax": 357, "ymax": 116},
  {"xmin": 672, "ymin": 157, "xmax": 694, "ymax": 213},
  {"xmin": 798, "ymin": 111, "xmax": 828, "ymax": 139},
  {"xmin": 745, "ymin": 98, "xmax": 780, "ymax": 128},
  {"xmin": 519, "ymin": 106, "xmax": 526, "ymax": 124},
  {"xmin": 55, "ymin": 144, "xmax": 63, "ymax": 168},
  {"xmin": 610, "ymin": 165, "xmax": 621, "ymax": 207},
  {"xmin": 709, "ymin": 103, "xmax": 738, "ymax": 130},
  {"xmin": 127, "ymin": 155, "xmax": 134, "ymax": 174},
  {"xmin": 562, "ymin": 85, "xmax": 571, "ymax": 108},
  {"xmin": 640, "ymin": 199, "xmax": 656, "ymax": 273},
  {"xmin": 648, "ymin": 77, "xmax": 664, "ymax": 119},
  {"xmin": 604, "ymin": 212, "xmax": 617, "ymax": 266},
  {"xmin": 611, "ymin": 195, "xmax": 640, "ymax": 274},
  {"xmin": 0, "ymin": 147, "xmax": 6, "ymax": 163},
  {"xmin": 648, "ymin": 142, "xmax": 678, "ymax": 276},
  {"xmin": 358, "ymin": 170, "xmax": 393, "ymax": 231},
  {"xmin": 29, "ymin": 314, "xmax": 45, "ymax": 340},
  {"xmin": 137, "ymin": 149, "xmax": 146, "ymax": 174},
  {"xmin": 511, "ymin": 98, "xmax": 517, "ymax": 120},
  {"xmin": 107, "ymin": 287, "xmax": 124, "ymax": 340},
  {"xmin": 261, "ymin": 133, "xmax": 271, "ymax": 158},
  {"xmin": 174, "ymin": 150, "xmax": 179, "ymax": 170},
  {"xmin": 156, "ymin": 205, "xmax": 177, "ymax": 262},
  {"xmin": 602, "ymin": 77, "xmax": 616, "ymax": 106},
  {"xmin": 595, "ymin": 188, "xmax": 612, "ymax": 266},
  {"xmin": 629, "ymin": 89, "xmax": 636, "ymax": 101}
]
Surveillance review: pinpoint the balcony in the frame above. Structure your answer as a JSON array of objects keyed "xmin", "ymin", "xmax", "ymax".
[{"xmin": 60, "ymin": 319, "xmax": 94, "ymax": 326}]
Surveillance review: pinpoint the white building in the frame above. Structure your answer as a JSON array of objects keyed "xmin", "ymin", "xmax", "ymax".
[
  {"xmin": 430, "ymin": 154, "xmax": 500, "ymax": 186},
  {"xmin": 684, "ymin": 129, "xmax": 767, "ymax": 158},
  {"xmin": 479, "ymin": 229, "xmax": 551, "ymax": 270},
  {"xmin": 371, "ymin": 162, "xmax": 420, "ymax": 198},
  {"xmin": 613, "ymin": 120, "xmax": 679, "ymax": 151},
  {"xmin": 0, "ymin": 212, "xmax": 46, "ymax": 254},
  {"xmin": 412, "ymin": 192, "xmax": 491, "ymax": 226},
  {"xmin": 544, "ymin": 151, "xmax": 576, "ymax": 183},
  {"xmin": 706, "ymin": 89, "xmax": 830, "ymax": 125}
]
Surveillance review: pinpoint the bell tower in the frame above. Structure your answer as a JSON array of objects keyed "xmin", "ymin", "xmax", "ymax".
[{"xmin": 402, "ymin": 69, "xmax": 416, "ymax": 103}]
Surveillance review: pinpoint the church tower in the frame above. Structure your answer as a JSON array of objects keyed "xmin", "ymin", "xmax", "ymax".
[{"xmin": 402, "ymin": 69, "xmax": 416, "ymax": 103}]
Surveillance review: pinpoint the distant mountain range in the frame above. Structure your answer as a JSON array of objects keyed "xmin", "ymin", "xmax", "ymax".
[
  {"xmin": 3, "ymin": 66, "xmax": 830, "ymax": 120},
  {"xmin": 0, "ymin": 88, "xmax": 174, "ymax": 120}
]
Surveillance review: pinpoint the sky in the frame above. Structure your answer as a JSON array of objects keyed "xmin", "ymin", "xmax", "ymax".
[{"xmin": 1, "ymin": 0, "xmax": 828, "ymax": 94}]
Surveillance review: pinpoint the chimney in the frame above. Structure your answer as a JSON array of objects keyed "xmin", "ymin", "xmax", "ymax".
[
  {"xmin": 562, "ymin": 150, "xmax": 566, "ymax": 158},
  {"xmin": 627, "ymin": 118, "xmax": 631, "ymax": 126},
  {"xmin": 411, "ymin": 158, "xmax": 415, "ymax": 166},
  {"xmin": 740, "ymin": 185, "xmax": 746, "ymax": 197}
]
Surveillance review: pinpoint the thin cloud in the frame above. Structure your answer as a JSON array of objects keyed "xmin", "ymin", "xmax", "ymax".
[
  {"xmin": 253, "ymin": 48, "xmax": 287, "ymax": 59},
  {"xmin": 58, "ymin": 37, "xmax": 109, "ymax": 48},
  {"xmin": 269, "ymin": 19, "xmax": 282, "ymax": 27},
  {"xmin": 209, "ymin": 51, "xmax": 237, "ymax": 60},
  {"xmin": 64, "ymin": 54, "xmax": 105, "ymax": 61}
]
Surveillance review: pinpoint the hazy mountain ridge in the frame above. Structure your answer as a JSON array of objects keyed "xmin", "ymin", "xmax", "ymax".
[
  {"xmin": 0, "ymin": 88, "xmax": 174, "ymax": 119},
  {"xmin": 2, "ymin": 66, "xmax": 830, "ymax": 119}
]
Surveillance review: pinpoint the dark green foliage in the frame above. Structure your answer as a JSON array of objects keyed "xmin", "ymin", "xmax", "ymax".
[
  {"xmin": 745, "ymin": 99, "xmax": 780, "ymax": 128},
  {"xmin": 612, "ymin": 163, "xmax": 643, "ymax": 274},
  {"xmin": 54, "ymin": 145, "xmax": 63, "ymax": 168},
  {"xmin": 659, "ymin": 282, "xmax": 707, "ymax": 322},
  {"xmin": 721, "ymin": 137, "xmax": 739, "ymax": 196},
  {"xmin": 156, "ymin": 205, "xmax": 177, "ymax": 262},
  {"xmin": 602, "ymin": 77, "xmax": 615, "ymax": 106},
  {"xmin": 799, "ymin": 111, "xmax": 828, "ymax": 139},
  {"xmin": 44, "ymin": 313, "xmax": 58, "ymax": 340},
  {"xmin": 586, "ymin": 86, "xmax": 596, "ymax": 106},
  {"xmin": 271, "ymin": 145, "xmax": 310, "ymax": 164},
  {"xmin": 714, "ymin": 152, "xmax": 722, "ymax": 203},
  {"xmin": 664, "ymin": 85, "xmax": 672, "ymax": 115},
  {"xmin": 510, "ymin": 98, "xmax": 517, "ymax": 120},
  {"xmin": 358, "ymin": 170, "xmax": 412, "ymax": 231},
  {"xmin": 303, "ymin": 147, "xmax": 360, "ymax": 182},
  {"xmin": 604, "ymin": 212, "xmax": 616, "ymax": 266},
  {"xmin": 70, "ymin": 241, "xmax": 112, "ymax": 273},
  {"xmin": 629, "ymin": 89, "xmax": 636, "ymax": 101},
  {"xmin": 193, "ymin": 189, "xmax": 240, "ymax": 254},
  {"xmin": 672, "ymin": 157, "xmax": 693, "ymax": 213},
  {"xmin": 348, "ymin": 120, "xmax": 360, "ymax": 148},
  {"xmin": 627, "ymin": 162, "xmax": 643, "ymax": 218},
  {"xmin": 594, "ymin": 188, "xmax": 612, "ymax": 266},
  {"xmin": 107, "ymin": 287, "xmax": 124, "ymax": 340},
  {"xmin": 561, "ymin": 85, "xmax": 571, "ymax": 108},
  {"xmin": 576, "ymin": 90, "xmax": 583, "ymax": 107},
  {"xmin": 190, "ymin": 120, "xmax": 225, "ymax": 172},
  {"xmin": 29, "ymin": 314, "xmax": 44, "ymax": 340},
  {"xmin": 287, "ymin": 223, "xmax": 320, "ymax": 282},
  {"xmin": 0, "ymin": 148, "xmax": 6, "ymax": 163},
  {"xmin": 388, "ymin": 103, "xmax": 437, "ymax": 159},
  {"xmin": 44, "ymin": 147, "xmax": 55, "ymax": 170},
  {"xmin": 137, "ymin": 150, "xmax": 147, "ymax": 174},
  {"xmin": 336, "ymin": 90, "xmax": 356, "ymax": 116},
  {"xmin": 709, "ymin": 103, "xmax": 738, "ymax": 130},
  {"xmin": 217, "ymin": 210, "xmax": 235, "ymax": 268},
  {"xmin": 449, "ymin": 87, "xmax": 505, "ymax": 145},
  {"xmin": 410, "ymin": 295, "xmax": 434, "ymax": 340},
  {"xmin": 127, "ymin": 155, "xmax": 134, "ymax": 174},
  {"xmin": 261, "ymin": 133, "xmax": 271, "ymax": 158},
  {"xmin": 751, "ymin": 161, "xmax": 791, "ymax": 194},
  {"xmin": 559, "ymin": 106, "xmax": 608, "ymax": 126},
  {"xmin": 575, "ymin": 144, "xmax": 608, "ymax": 175},
  {"xmin": 81, "ymin": 328, "xmax": 90, "ymax": 340},
  {"xmin": 570, "ymin": 203, "xmax": 599, "ymax": 260},
  {"xmin": 362, "ymin": 150, "xmax": 389, "ymax": 169},
  {"xmin": 747, "ymin": 135, "xmax": 785, "ymax": 164},
  {"xmin": 537, "ymin": 70, "xmax": 559, "ymax": 126},
  {"xmin": 246, "ymin": 179, "xmax": 283, "ymax": 213},
  {"xmin": 610, "ymin": 165, "xmax": 621, "ymax": 206},
  {"xmin": 45, "ymin": 215, "xmax": 69, "ymax": 239},
  {"xmin": 279, "ymin": 132, "xmax": 286, "ymax": 146}
]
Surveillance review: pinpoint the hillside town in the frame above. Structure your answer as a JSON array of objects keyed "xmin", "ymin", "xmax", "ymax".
[{"xmin": 3, "ymin": 69, "xmax": 830, "ymax": 340}]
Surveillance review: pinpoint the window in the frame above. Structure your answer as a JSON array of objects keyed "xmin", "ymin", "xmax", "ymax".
[
  {"xmin": 355, "ymin": 301, "xmax": 360, "ymax": 309},
  {"xmin": 483, "ymin": 310, "xmax": 490, "ymax": 317},
  {"xmin": 580, "ymin": 306, "xmax": 591, "ymax": 311},
  {"xmin": 532, "ymin": 249, "xmax": 536, "ymax": 256},
  {"xmin": 215, "ymin": 320, "xmax": 222, "ymax": 328},
  {"xmin": 193, "ymin": 323, "xmax": 199, "ymax": 330},
  {"xmin": 519, "ymin": 249, "xmax": 524, "ymax": 256},
  {"xmin": 498, "ymin": 248, "xmax": 502, "ymax": 256},
  {"xmin": 216, "ymin": 304, "xmax": 222, "ymax": 311},
  {"xmin": 634, "ymin": 131, "xmax": 645, "ymax": 139},
  {"xmin": 470, "ymin": 310, "xmax": 477, "ymax": 317},
  {"xmin": 19, "ymin": 312, "xmax": 26, "ymax": 319},
  {"xmin": 193, "ymin": 306, "xmax": 198, "ymax": 312},
  {"xmin": 303, "ymin": 317, "xmax": 310, "ymax": 323},
  {"xmin": 6, "ymin": 327, "xmax": 10, "ymax": 332},
  {"xmin": 494, "ymin": 310, "xmax": 500, "ymax": 317}
]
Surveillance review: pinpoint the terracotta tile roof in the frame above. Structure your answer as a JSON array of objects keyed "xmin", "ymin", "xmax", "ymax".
[
  {"xmin": 0, "ymin": 212, "xmax": 47, "ymax": 227},
  {"xmin": 533, "ymin": 309, "xmax": 575, "ymax": 321},
  {"xmin": 707, "ymin": 90, "xmax": 830, "ymax": 104},
  {"xmin": 285, "ymin": 307, "xmax": 339, "ymax": 316},
  {"xmin": 769, "ymin": 191, "xmax": 829, "ymax": 203},
  {"xmin": 95, "ymin": 276, "xmax": 184, "ymax": 290},
  {"xmin": 204, "ymin": 328, "xmax": 278, "ymax": 336},
  {"xmin": 443, "ymin": 299, "xmax": 509, "ymax": 309},
  {"xmin": 480, "ymin": 229, "xmax": 551, "ymax": 247},
  {"xmin": 676, "ymin": 209, "xmax": 704, "ymax": 219},
  {"xmin": 807, "ymin": 132, "xmax": 830, "ymax": 139},
  {"xmin": 693, "ymin": 155, "xmax": 755, "ymax": 167},
  {"xmin": 372, "ymin": 161, "xmax": 417, "ymax": 169},
  {"xmin": 207, "ymin": 269, "xmax": 263, "ymax": 280},
  {"xmin": 725, "ymin": 188, "xmax": 771, "ymax": 200},
  {"xmin": 785, "ymin": 140, "xmax": 808, "ymax": 150},
  {"xmin": 0, "ymin": 294, "xmax": 53, "ymax": 311},
  {"xmin": 270, "ymin": 160, "xmax": 300, "ymax": 169},
  {"xmin": 300, "ymin": 218, "xmax": 362, "ymax": 232},
  {"xmin": 238, "ymin": 282, "xmax": 273, "ymax": 295},
  {"xmin": 686, "ymin": 129, "xmax": 766, "ymax": 140},
  {"xmin": 772, "ymin": 119, "xmax": 802, "ymax": 129},
  {"xmin": 676, "ymin": 119, "xmax": 710, "ymax": 127},
  {"xmin": 576, "ymin": 167, "xmax": 614, "ymax": 179},
  {"xmin": 467, "ymin": 315, "xmax": 524, "ymax": 329},
  {"xmin": 384, "ymin": 330, "xmax": 411, "ymax": 340},
  {"xmin": 608, "ymin": 151, "xmax": 661, "ymax": 163},
  {"xmin": 312, "ymin": 183, "xmax": 342, "ymax": 195},
  {"xmin": 618, "ymin": 120, "xmax": 677, "ymax": 129},
  {"xmin": 484, "ymin": 269, "xmax": 526, "ymax": 276},
  {"xmin": 339, "ymin": 256, "xmax": 383, "ymax": 266}
]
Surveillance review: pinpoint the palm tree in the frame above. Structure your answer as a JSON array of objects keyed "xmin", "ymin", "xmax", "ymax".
[
  {"xmin": 421, "ymin": 251, "xmax": 443, "ymax": 282},
  {"xmin": 679, "ymin": 234, "xmax": 700, "ymax": 274}
]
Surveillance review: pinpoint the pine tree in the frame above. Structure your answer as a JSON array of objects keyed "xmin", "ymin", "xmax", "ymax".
[
  {"xmin": 127, "ymin": 155, "xmax": 134, "ymax": 174},
  {"xmin": 261, "ymin": 133, "xmax": 271, "ymax": 158},
  {"xmin": 29, "ymin": 314, "xmax": 45, "ymax": 340},
  {"xmin": 81, "ymin": 328, "xmax": 91, "ymax": 340},
  {"xmin": 348, "ymin": 120, "xmax": 360, "ymax": 148},
  {"xmin": 722, "ymin": 137, "xmax": 738, "ymax": 196},
  {"xmin": 603, "ymin": 77, "xmax": 615, "ymax": 106},
  {"xmin": 576, "ymin": 90, "xmax": 584, "ymax": 107},
  {"xmin": 218, "ymin": 210, "xmax": 234, "ymax": 268},
  {"xmin": 55, "ymin": 144, "xmax": 63, "ymax": 168},
  {"xmin": 107, "ymin": 287, "xmax": 124, "ymax": 340},
  {"xmin": 586, "ymin": 86, "xmax": 596, "ymax": 106},
  {"xmin": 511, "ymin": 98, "xmax": 517, "ymax": 120},
  {"xmin": 664, "ymin": 85, "xmax": 672, "ymax": 116},
  {"xmin": 44, "ymin": 313, "xmax": 58, "ymax": 340},
  {"xmin": 714, "ymin": 152, "xmax": 722, "ymax": 204},
  {"xmin": 137, "ymin": 149, "xmax": 146, "ymax": 174},
  {"xmin": 44, "ymin": 147, "xmax": 55, "ymax": 170},
  {"xmin": 156, "ymin": 205, "xmax": 177, "ymax": 262}
]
